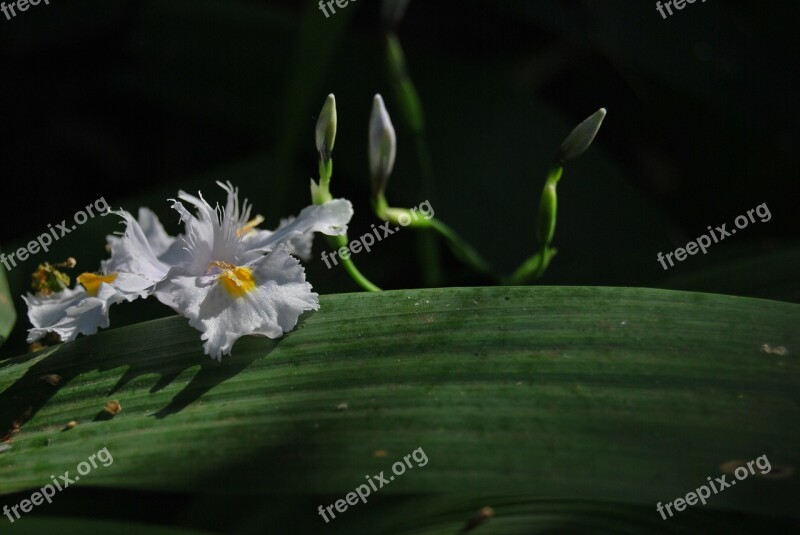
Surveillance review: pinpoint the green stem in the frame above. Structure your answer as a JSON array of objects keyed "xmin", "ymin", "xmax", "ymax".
[
  {"xmin": 428, "ymin": 218, "xmax": 493, "ymax": 278},
  {"xmin": 326, "ymin": 234, "xmax": 382, "ymax": 292},
  {"xmin": 506, "ymin": 165, "xmax": 565, "ymax": 284},
  {"xmin": 546, "ymin": 165, "xmax": 564, "ymax": 185},
  {"xmin": 384, "ymin": 32, "xmax": 443, "ymax": 286},
  {"xmin": 505, "ymin": 246, "xmax": 558, "ymax": 285},
  {"xmin": 374, "ymin": 195, "xmax": 493, "ymax": 279},
  {"xmin": 316, "ymin": 157, "xmax": 380, "ymax": 292}
]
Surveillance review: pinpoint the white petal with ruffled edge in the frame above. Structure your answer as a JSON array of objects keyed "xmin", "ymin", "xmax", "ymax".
[
  {"xmin": 157, "ymin": 247, "xmax": 318, "ymax": 360},
  {"xmin": 110, "ymin": 272, "xmax": 165, "ymax": 301},
  {"xmin": 246, "ymin": 216, "xmax": 313, "ymax": 260},
  {"xmin": 23, "ymin": 284, "xmax": 118, "ymax": 343},
  {"xmin": 23, "ymin": 272, "xmax": 155, "ymax": 343},
  {"xmin": 105, "ymin": 207, "xmax": 175, "ymax": 260},
  {"xmin": 168, "ymin": 182, "xmax": 352, "ymax": 264},
  {"xmin": 243, "ymin": 198, "xmax": 353, "ymax": 260},
  {"xmin": 102, "ymin": 210, "xmax": 173, "ymax": 289},
  {"xmin": 136, "ymin": 207, "xmax": 175, "ymax": 256}
]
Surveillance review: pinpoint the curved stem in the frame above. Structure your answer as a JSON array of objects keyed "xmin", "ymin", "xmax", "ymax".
[
  {"xmin": 327, "ymin": 234, "xmax": 382, "ymax": 292},
  {"xmin": 428, "ymin": 218, "xmax": 493, "ymax": 277},
  {"xmin": 506, "ymin": 246, "xmax": 558, "ymax": 285},
  {"xmin": 506, "ymin": 165, "xmax": 564, "ymax": 284},
  {"xmin": 316, "ymin": 157, "xmax": 380, "ymax": 291}
]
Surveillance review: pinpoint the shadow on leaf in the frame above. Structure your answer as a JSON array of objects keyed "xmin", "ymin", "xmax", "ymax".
[{"xmin": 0, "ymin": 316, "xmax": 276, "ymax": 438}]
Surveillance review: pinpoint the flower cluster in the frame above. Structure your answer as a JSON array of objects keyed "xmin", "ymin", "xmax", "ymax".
[
  {"xmin": 24, "ymin": 182, "xmax": 353, "ymax": 359},
  {"xmin": 22, "ymin": 90, "xmax": 605, "ymax": 359}
]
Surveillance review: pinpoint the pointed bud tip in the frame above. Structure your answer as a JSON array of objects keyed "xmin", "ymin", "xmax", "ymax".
[
  {"xmin": 315, "ymin": 94, "xmax": 338, "ymax": 159},
  {"xmin": 369, "ymin": 94, "xmax": 397, "ymax": 196},
  {"xmin": 557, "ymin": 108, "xmax": 607, "ymax": 163}
]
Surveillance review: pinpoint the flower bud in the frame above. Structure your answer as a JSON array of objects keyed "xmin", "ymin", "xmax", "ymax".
[
  {"xmin": 368, "ymin": 94, "xmax": 397, "ymax": 196},
  {"xmin": 557, "ymin": 108, "xmax": 606, "ymax": 163},
  {"xmin": 537, "ymin": 181, "xmax": 558, "ymax": 245},
  {"xmin": 315, "ymin": 94, "xmax": 337, "ymax": 161}
]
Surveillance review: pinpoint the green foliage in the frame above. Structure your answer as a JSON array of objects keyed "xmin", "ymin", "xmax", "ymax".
[{"xmin": 1, "ymin": 287, "xmax": 797, "ymax": 532}]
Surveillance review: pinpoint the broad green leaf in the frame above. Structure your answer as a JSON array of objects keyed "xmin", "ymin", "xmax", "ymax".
[{"xmin": 0, "ymin": 287, "xmax": 797, "ymax": 532}]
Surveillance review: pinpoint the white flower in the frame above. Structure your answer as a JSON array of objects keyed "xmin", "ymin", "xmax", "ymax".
[
  {"xmin": 22, "ymin": 182, "xmax": 351, "ymax": 354},
  {"xmin": 24, "ymin": 208, "xmax": 180, "ymax": 344},
  {"xmin": 158, "ymin": 247, "xmax": 317, "ymax": 360},
  {"xmin": 157, "ymin": 181, "xmax": 352, "ymax": 359},
  {"xmin": 23, "ymin": 271, "xmax": 152, "ymax": 343}
]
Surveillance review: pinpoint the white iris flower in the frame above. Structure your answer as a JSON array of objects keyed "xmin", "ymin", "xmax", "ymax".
[
  {"xmin": 24, "ymin": 208, "xmax": 177, "ymax": 343},
  {"xmin": 23, "ymin": 271, "xmax": 154, "ymax": 343},
  {"xmin": 24, "ymin": 182, "xmax": 352, "ymax": 357},
  {"xmin": 156, "ymin": 181, "xmax": 352, "ymax": 359}
]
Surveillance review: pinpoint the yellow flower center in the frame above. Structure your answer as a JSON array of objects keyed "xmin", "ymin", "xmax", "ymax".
[
  {"xmin": 77, "ymin": 272, "xmax": 118, "ymax": 297},
  {"xmin": 211, "ymin": 262, "xmax": 256, "ymax": 298}
]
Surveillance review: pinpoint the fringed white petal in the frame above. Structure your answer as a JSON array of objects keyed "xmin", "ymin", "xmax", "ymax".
[
  {"xmin": 23, "ymin": 284, "xmax": 122, "ymax": 343},
  {"xmin": 102, "ymin": 210, "xmax": 172, "ymax": 289},
  {"xmin": 244, "ymin": 198, "xmax": 353, "ymax": 258},
  {"xmin": 157, "ymin": 247, "xmax": 318, "ymax": 360}
]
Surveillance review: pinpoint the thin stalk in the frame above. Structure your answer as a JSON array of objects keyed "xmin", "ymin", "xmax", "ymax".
[
  {"xmin": 326, "ymin": 234, "xmax": 382, "ymax": 292},
  {"xmin": 505, "ymin": 247, "xmax": 557, "ymax": 285},
  {"xmin": 428, "ymin": 218, "xmax": 493, "ymax": 278},
  {"xmin": 318, "ymin": 157, "xmax": 381, "ymax": 292}
]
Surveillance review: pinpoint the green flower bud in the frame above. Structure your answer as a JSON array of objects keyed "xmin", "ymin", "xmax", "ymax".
[
  {"xmin": 557, "ymin": 108, "xmax": 606, "ymax": 163},
  {"xmin": 315, "ymin": 94, "xmax": 337, "ymax": 161},
  {"xmin": 368, "ymin": 94, "xmax": 397, "ymax": 197},
  {"xmin": 537, "ymin": 181, "xmax": 558, "ymax": 245}
]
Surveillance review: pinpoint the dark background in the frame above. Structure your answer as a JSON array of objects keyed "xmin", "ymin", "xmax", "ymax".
[{"xmin": 1, "ymin": 0, "xmax": 798, "ymax": 350}]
